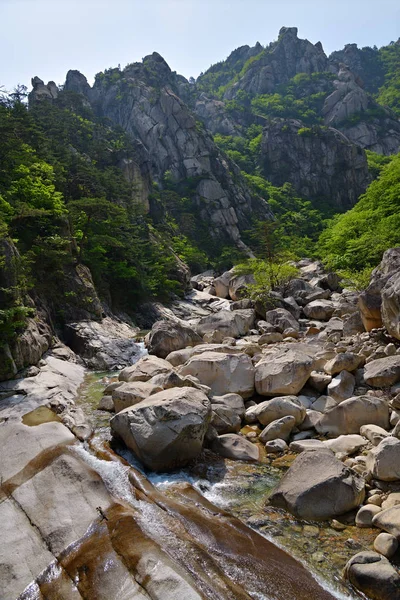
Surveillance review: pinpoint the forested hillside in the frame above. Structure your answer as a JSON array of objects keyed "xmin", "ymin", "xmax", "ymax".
[{"xmin": 1, "ymin": 26, "xmax": 400, "ymax": 373}]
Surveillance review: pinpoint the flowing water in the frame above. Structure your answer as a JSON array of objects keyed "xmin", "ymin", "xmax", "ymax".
[{"xmin": 67, "ymin": 360, "xmax": 376, "ymax": 600}]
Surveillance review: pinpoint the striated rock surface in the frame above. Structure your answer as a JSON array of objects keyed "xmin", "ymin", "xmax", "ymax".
[{"xmin": 261, "ymin": 118, "xmax": 370, "ymax": 211}]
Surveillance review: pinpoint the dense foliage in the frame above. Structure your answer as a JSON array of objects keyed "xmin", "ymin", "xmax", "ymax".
[{"xmin": 318, "ymin": 154, "xmax": 400, "ymax": 271}]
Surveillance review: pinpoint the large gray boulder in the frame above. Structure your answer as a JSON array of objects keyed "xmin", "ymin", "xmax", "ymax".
[
  {"xmin": 228, "ymin": 273, "xmax": 255, "ymax": 301},
  {"xmin": 110, "ymin": 387, "xmax": 211, "ymax": 471},
  {"xmin": 366, "ymin": 437, "xmax": 400, "ymax": 481},
  {"xmin": 303, "ymin": 299, "xmax": 336, "ymax": 321},
  {"xmin": 195, "ymin": 309, "xmax": 255, "ymax": 342},
  {"xmin": 263, "ymin": 308, "xmax": 299, "ymax": 333},
  {"xmin": 344, "ymin": 551, "xmax": 400, "ymax": 600},
  {"xmin": 245, "ymin": 396, "xmax": 306, "ymax": 427},
  {"xmin": 179, "ymin": 351, "xmax": 255, "ymax": 398},
  {"xmin": 364, "ymin": 355, "xmax": 400, "ymax": 388},
  {"xmin": 316, "ymin": 396, "xmax": 389, "ymax": 437},
  {"xmin": 145, "ymin": 320, "xmax": 202, "ymax": 359},
  {"xmin": 259, "ymin": 415, "xmax": 296, "ymax": 443},
  {"xmin": 269, "ymin": 448, "xmax": 365, "ymax": 520},
  {"xmin": 359, "ymin": 247, "xmax": 400, "ymax": 331},
  {"xmin": 211, "ymin": 433, "xmax": 260, "ymax": 461},
  {"xmin": 112, "ymin": 381, "xmax": 162, "ymax": 412},
  {"xmin": 255, "ymin": 348, "xmax": 314, "ymax": 396},
  {"xmin": 381, "ymin": 270, "xmax": 400, "ymax": 340},
  {"xmin": 372, "ymin": 505, "xmax": 400, "ymax": 538},
  {"xmin": 119, "ymin": 355, "xmax": 173, "ymax": 382}
]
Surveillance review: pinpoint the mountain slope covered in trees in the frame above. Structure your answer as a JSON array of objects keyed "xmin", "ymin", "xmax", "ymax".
[{"xmin": 1, "ymin": 25, "xmax": 400, "ymax": 377}]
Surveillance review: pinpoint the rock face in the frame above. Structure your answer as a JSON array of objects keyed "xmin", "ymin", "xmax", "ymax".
[
  {"xmin": 269, "ymin": 448, "xmax": 365, "ymax": 520},
  {"xmin": 255, "ymin": 348, "xmax": 314, "ymax": 396},
  {"xmin": 260, "ymin": 118, "xmax": 370, "ymax": 210},
  {"xmin": 110, "ymin": 387, "xmax": 211, "ymax": 471},
  {"xmin": 344, "ymin": 551, "xmax": 400, "ymax": 600},
  {"xmin": 145, "ymin": 320, "xmax": 203, "ymax": 359},
  {"xmin": 64, "ymin": 57, "xmax": 272, "ymax": 249},
  {"xmin": 180, "ymin": 351, "xmax": 255, "ymax": 397}
]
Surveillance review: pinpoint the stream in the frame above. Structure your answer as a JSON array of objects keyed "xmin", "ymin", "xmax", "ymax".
[{"xmin": 70, "ymin": 356, "xmax": 375, "ymax": 600}]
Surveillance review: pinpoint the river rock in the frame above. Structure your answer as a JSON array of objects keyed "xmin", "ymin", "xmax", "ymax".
[
  {"xmin": 269, "ymin": 448, "xmax": 365, "ymax": 520},
  {"xmin": 195, "ymin": 309, "xmax": 255, "ymax": 342},
  {"xmin": 366, "ymin": 437, "xmax": 400, "ymax": 481},
  {"xmin": 355, "ymin": 505, "xmax": 382, "ymax": 527},
  {"xmin": 145, "ymin": 320, "xmax": 202, "ymax": 358},
  {"xmin": 112, "ymin": 381, "xmax": 162, "ymax": 412},
  {"xmin": 360, "ymin": 424, "xmax": 390, "ymax": 446},
  {"xmin": 265, "ymin": 439, "xmax": 288, "ymax": 453},
  {"xmin": 259, "ymin": 415, "xmax": 296, "ymax": 443},
  {"xmin": 211, "ymin": 433, "xmax": 260, "ymax": 461},
  {"xmin": 211, "ymin": 393, "xmax": 245, "ymax": 418},
  {"xmin": 119, "ymin": 355, "xmax": 174, "ymax": 382},
  {"xmin": 110, "ymin": 387, "xmax": 211, "ymax": 471},
  {"xmin": 374, "ymin": 533, "xmax": 398, "ymax": 559},
  {"xmin": 255, "ymin": 348, "xmax": 314, "ymax": 396},
  {"xmin": 372, "ymin": 505, "xmax": 400, "ymax": 538},
  {"xmin": 324, "ymin": 352, "xmax": 362, "ymax": 375},
  {"xmin": 364, "ymin": 355, "xmax": 400, "ymax": 387},
  {"xmin": 323, "ymin": 434, "xmax": 368, "ymax": 456},
  {"xmin": 344, "ymin": 551, "xmax": 400, "ymax": 600},
  {"xmin": 327, "ymin": 370, "xmax": 355, "ymax": 401},
  {"xmin": 303, "ymin": 300, "xmax": 335, "ymax": 321},
  {"xmin": 211, "ymin": 405, "xmax": 242, "ymax": 434},
  {"xmin": 245, "ymin": 396, "xmax": 306, "ymax": 427},
  {"xmin": 289, "ymin": 439, "xmax": 325, "ymax": 453},
  {"xmin": 179, "ymin": 351, "xmax": 254, "ymax": 398},
  {"xmin": 316, "ymin": 396, "xmax": 389, "ymax": 436}
]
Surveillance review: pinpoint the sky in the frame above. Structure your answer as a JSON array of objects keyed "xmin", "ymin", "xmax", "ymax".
[{"xmin": 1, "ymin": 0, "xmax": 399, "ymax": 92}]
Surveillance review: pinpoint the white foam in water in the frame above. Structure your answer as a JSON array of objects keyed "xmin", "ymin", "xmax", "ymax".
[{"xmin": 71, "ymin": 444, "xmax": 138, "ymax": 506}]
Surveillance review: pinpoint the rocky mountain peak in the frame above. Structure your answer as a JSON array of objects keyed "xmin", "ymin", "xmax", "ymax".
[
  {"xmin": 279, "ymin": 26, "xmax": 299, "ymax": 38},
  {"xmin": 29, "ymin": 76, "xmax": 58, "ymax": 103}
]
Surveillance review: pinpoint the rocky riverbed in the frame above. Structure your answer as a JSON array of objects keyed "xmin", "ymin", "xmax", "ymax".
[{"xmin": 2, "ymin": 253, "xmax": 400, "ymax": 600}]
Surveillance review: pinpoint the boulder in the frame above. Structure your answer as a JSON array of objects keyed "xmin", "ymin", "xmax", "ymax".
[
  {"xmin": 323, "ymin": 434, "xmax": 368, "ymax": 456},
  {"xmin": 324, "ymin": 352, "xmax": 362, "ymax": 375},
  {"xmin": 316, "ymin": 396, "xmax": 389, "ymax": 437},
  {"xmin": 119, "ymin": 355, "xmax": 173, "ymax": 382},
  {"xmin": 213, "ymin": 270, "xmax": 233, "ymax": 298},
  {"xmin": 265, "ymin": 439, "xmax": 288, "ymax": 453},
  {"xmin": 344, "ymin": 551, "xmax": 400, "ymax": 600},
  {"xmin": 259, "ymin": 415, "xmax": 296, "ymax": 443},
  {"xmin": 255, "ymin": 348, "xmax": 314, "ymax": 396},
  {"xmin": 228, "ymin": 273, "xmax": 255, "ymax": 301},
  {"xmin": 359, "ymin": 247, "xmax": 400, "ymax": 331},
  {"xmin": 308, "ymin": 371, "xmax": 332, "ymax": 393},
  {"xmin": 180, "ymin": 351, "xmax": 255, "ymax": 398},
  {"xmin": 355, "ymin": 505, "xmax": 382, "ymax": 527},
  {"xmin": 372, "ymin": 505, "xmax": 400, "ymax": 538},
  {"xmin": 289, "ymin": 439, "xmax": 325, "ymax": 453},
  {"xmin": 110, "ymin": 387, "xmax": 211, "ymax": 471},
  {"xmin": 211, "ymin": 393, "xmax": 245, "ymax": 418},
  {"xmin": 211, "ymin": 433, "xmax": 260, "ymax": 461},
  {"xmin": 364, "ymin": 355, "xmax": 400, "ymax": 387},
  {"xmin": 144, "ymin": 320, "xmax": 202, "ymax": 359},
  {"xmin": 263, "ymin": 308, "xmax": 299, "ymax": 333},
  {"xmin": 112, "ymin": 381, "xmax": 162, "ymax": 412},
  {"xmin": 366, "ymin": 437, "xmax": 400, "ymax": 481},
  {"xmin": 311, "ymin": 395, "xmax": 337, "ymax": 413},
  {"xmin": 381, "ymin": 271, "xmax": 400, "ymax": 340},
  {"xmin": 374, "ymin": 533, "xmax": 398, "ymax": 559},
  {"xmin": 360, "ymin": 424, "xmax": 390, "ymax": 446},
  {"xmin": 327, "ymin": 371, "xmax": 355, "ymax": 402},
  {"xmin": 303, "ymin": 300, "xmax": 335, "ymax": 321},
  {"xmin": 196, "ymin": 309, "xmax": 255, "ymax": 341},
  {"xmin": 211, "ymin": 405, "xmax": 242, "ymax": 434},
  {"xmin": 269, "ymin": 448, "xmax": 365, "ymax": 520},
  {"xmin": 258, "ymin": 332, "xmax": 283, "ymax": 345},
  {"xmin": 245, "ymin": 396, "xmax": 306, "ymax": 427}
]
